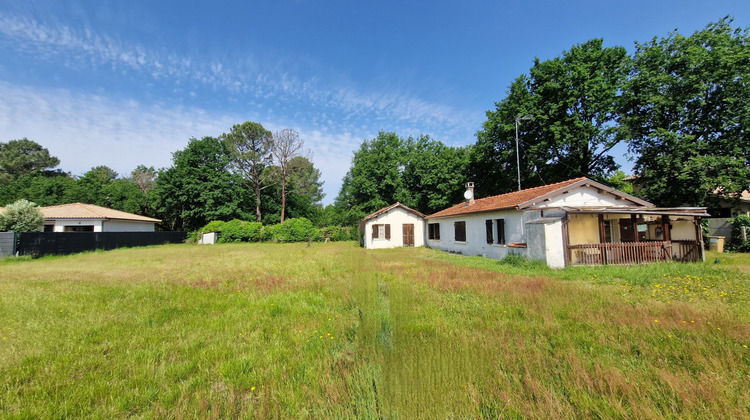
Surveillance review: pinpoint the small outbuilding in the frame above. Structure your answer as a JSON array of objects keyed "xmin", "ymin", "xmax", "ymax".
[{"xmin": 360, "ymin": 202, "xmax": 426, "ymax": 249}]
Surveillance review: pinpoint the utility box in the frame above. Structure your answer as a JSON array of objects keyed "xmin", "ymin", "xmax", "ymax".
[
  {"xmin": 201, "ymin": 232, "xmax": 218, "ymax": 245},
  {"xmin": 707, "ymin": 236, "xmax": 725, "ymax": 253}
]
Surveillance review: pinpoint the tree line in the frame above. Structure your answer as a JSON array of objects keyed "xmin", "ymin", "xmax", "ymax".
[
  {"xmin": 333, "ymin": 17, "xmax": 749, "ymax": 223},
  {"xmin": 0, "ymin": 123, "xmax": 325, "ymax": 232},
  {"xmin": 2, "ymin": 18, "xmax": 747, "ymax": 233}
]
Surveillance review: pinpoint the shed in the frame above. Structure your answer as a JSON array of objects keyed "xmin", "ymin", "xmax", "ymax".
[{"xmin": 360, "ymin": 202, "xmax": 426, "ymax": 249}]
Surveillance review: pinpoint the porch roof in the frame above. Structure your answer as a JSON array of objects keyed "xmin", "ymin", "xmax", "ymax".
[{"xmin": 557, "ymin": 206, "xmax": 710, "ymax": 218}]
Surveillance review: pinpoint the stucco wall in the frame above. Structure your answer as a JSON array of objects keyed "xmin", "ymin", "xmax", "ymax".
[
  {"xmin": 425, "ymin": 210, "xmax": 531, "ymax": 260},
  {"xmin": 671, "ymin": 220, "xmax": 697, "ymax": 240},
  {"xmin": 363, "ymin": 208, "xmax": 425, "ymax": 249},
  {"xmin": 49, "ymin": 219, "xmax": 103, "ymax": 232},
  {"xmin": 539, "ymin": 187, "xmax": 637, "ymax": 208},
  {"xmin": 567, "ymin": 214, "xmax": 600, "ymax": 245},
  {"xmin": 103, "ymin": 220, "xmax": 156, "ymax": 232}
]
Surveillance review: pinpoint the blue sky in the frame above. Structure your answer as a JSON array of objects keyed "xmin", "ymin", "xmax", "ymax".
[{"xmin": 1, "ymin": 1, "xmax": 747, "ymax": 204}]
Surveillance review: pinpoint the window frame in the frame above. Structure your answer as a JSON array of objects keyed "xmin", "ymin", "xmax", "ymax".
[{"xmin": 454, "ymin": 221, "xmax": 466, "ymax": 243}]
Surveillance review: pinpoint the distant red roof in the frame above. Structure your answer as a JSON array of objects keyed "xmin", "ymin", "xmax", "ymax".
[{"xmin": 427, "ymin": 177, "xmax": 650, "ymax": 219}]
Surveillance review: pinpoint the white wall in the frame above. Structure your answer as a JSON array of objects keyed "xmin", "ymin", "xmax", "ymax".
[
  {"xmin": 47, "ymin": 219, "xmax": 155, "ymax": 232},
  {"xmin": 671, "ymin": 219, "xmax": 697, "ymax": 240},
  {"xmin": 425, "ymin": 210, "xmax": 532, "ymax": 260},
  {"xmin": 50, "ymin": 219, "xmax": 103, "ymax": 232},
  {"xmin": 364, "ymin": 208, "xmax": 425, "ymax": 249},
  {"xmin": 540, "ymin": 187, "xmax": 638, "ymax": 208},
  {"xmin": 102, "ymin": 220, "xmax": 156, "ymax": 232}
]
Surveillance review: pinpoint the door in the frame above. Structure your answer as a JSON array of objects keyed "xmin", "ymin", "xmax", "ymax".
[
  {"xmin": 619, "ymin": 219, "xmax": 635, "ymax": 242},
  {"xmin": 402, "ymin": 224, "xmax": 415, "ymax": 247}
]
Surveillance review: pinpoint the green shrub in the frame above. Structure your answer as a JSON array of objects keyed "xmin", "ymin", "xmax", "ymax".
[
  {"xmin": 727, "ymin": 215, "xmax": 750, "ymax": 252},
  {"xmin": 260, "ymin": 224, "xmax": 276, "ymax": 242},
  {"xmin": 272, "ymin": 218, "xmax": 320, "ymax": 242},
  {"xmin": 0, "ymin": 199, "xmax": 44, "ymax": 232},
  {"xmin": 218, "ymin": 219, "xmax": 263, "ymax": 243},
  {"xmin": 200, "ymin": 220, "xmax": 226, "ymax": 234},
  {"xmin": 321, "ymin": 226, "xmax": 353, "ymax": 241}
]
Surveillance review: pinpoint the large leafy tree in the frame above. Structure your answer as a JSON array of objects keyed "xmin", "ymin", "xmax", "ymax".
[
  {"xmin": 221, "ymin": 122, "xmax": 274, "ymax": 222},
  {"xmin": 473, "ymin": 39, "xmax": 630, "ymax": 197},
  {"xmin": 622, "ymin": 17, "xmax": 750, "ymax": 206},
  {"xmin": 334, "ymin": 132, "xmax": 470, "ymax": 225},
  {"xmin": 0, "ymin": 138, "xmax": 61, "ymax": 183},
  {"xmin": 152, "ymin": 136, "xmax": 248, "ymax": 231}
]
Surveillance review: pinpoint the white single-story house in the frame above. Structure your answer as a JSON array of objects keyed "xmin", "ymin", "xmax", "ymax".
[
  {"xmin": 360, "ymin": 202, "xmax": 426, "ymax": 249},
  {"xmin": 362, "ymin": 177, "xmax": 709, "ymax": 268},
  {"xmin": 39, "ymin": 203, "xmax": 160, "ymax": 232}
]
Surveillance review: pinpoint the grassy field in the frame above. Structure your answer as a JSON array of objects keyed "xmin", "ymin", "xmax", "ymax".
[{"xmin": 1, "ymin": 243, "xmax": 748, "ymax": 418}]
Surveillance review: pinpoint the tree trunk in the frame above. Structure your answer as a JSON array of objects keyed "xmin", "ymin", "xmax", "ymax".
[
  {"xmin": 280, "ymin": 168, "xmax": 287, "ymax": 223},
  {"xmin": 255, "ymin": 182, "xmax": 262, "ymax": 222}
]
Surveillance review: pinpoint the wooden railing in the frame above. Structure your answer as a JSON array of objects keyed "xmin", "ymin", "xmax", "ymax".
[{"xmin": 569, "ymin": 240, "xmax": 701, "ymax": 265}]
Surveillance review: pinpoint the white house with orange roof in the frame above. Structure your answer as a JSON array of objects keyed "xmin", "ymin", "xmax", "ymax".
[
  {"xmin": 362, "ymin": 178, "xmax": 709, "ymax": 268},
  {"xmin": 39, "ymin": 203, "xmax": 160, "ymax": 232}
]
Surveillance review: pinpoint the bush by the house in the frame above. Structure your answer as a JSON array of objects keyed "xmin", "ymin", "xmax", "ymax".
[
  {"xmin": 198, "ymin": 217, "xmax": 355, "ymax": 243},
  {"xmin": 321, "ymin": 226, "xmax": 355, "ymax": 241},
  {"xmin": 272, "ymin": 218, "xmax": 320, "ymax": 242},
  {"xmin": 727, "ymin": 215, "xmax": 750, "ymax": 252},
  {"xmin": 0, "ymin": 199, "xmax": 44, "ymax": 232},
  {"xmin": 218, "ymin": 219, "xmax": 263, "ymax": 243}
]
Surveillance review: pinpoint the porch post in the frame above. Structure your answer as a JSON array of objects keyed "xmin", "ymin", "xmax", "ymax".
[
  {"xmin": 662, "ymin": 215, "xmax": 671, "ymax": 241},
  {"xmin": 662, "ymin": 215, "xmax": 672, "ymax": 261},
  {"xmin": 631, "ymin": 214, "xmax": 639, "ymax": 242},
  {"xmin": 696, "ymin": 218, "xmax": 705, "ymax": 262},
  {"xmin": 598, "ymin": 213, "xmax": 608, "ymax": 264}
]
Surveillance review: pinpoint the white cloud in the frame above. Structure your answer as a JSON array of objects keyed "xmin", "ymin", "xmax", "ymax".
[
  {"xmin": 0, "ymin": 11, "xmax": 480, "ymax": 138},
  {"xmin": 0, "ymin": 81, "xmax": 358, "ymax": 204}
]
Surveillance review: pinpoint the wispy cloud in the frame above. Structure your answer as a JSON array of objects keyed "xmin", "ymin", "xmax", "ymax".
[
  {"xmin": 0, "ymin": 11, "xmax": 478, "ymax": 137},
  {"xmin": 0, "ymin": 80, "xmax": 359, "ymax": 202}
]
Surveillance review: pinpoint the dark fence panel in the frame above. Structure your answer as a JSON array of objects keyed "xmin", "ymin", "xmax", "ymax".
[
  {"xmin": 0, "ymin": 232, "xmax": 17, "ymax": 257},
  {"xmin": 17, "ymin": 231, "xmax": 187, "ymax": 257}
]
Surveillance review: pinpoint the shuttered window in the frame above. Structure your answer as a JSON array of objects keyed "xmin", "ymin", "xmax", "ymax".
[
  {"xmin": 428, "ymin": 223, "xmax": 440, "ymax": 240},
  {"xmin": 485, "ymin": 220, "xmax": 493, "ymax": 244},
  {"xmin": 454, "ymin": 221, "xmax": 466, "ymax": 242},
  {"xmin": 495, "ymin": 219, "xmax": 505, "ymax": 245},
  {"xmin": 371, "ymin": 224, "xmax": 390, "ymax": 239}
]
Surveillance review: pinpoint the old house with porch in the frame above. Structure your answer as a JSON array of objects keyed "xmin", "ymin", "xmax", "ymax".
[{"xmin": 424, "ymin": 177, "xmax": 707, "ymax": 268}]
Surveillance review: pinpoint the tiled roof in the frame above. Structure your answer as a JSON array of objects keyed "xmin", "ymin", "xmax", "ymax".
[
  {"xmin": 361, "ymin": 202, "xmax": 426, "ymax": 223},
  {"xmin": 427, "ymin": 177, "xmax": 590, "ymax": 219},
  {"xmin": 40, "ymin": 203, "xmax": 161, "ymax": 223}
]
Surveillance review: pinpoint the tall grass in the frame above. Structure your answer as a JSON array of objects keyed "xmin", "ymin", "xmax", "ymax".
[{"xmin": 1, "ymin": 243, "xmax": 748, "ymax": 418}]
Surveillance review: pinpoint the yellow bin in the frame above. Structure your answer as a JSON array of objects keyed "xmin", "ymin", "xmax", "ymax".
[{"xmin": 708, "ymin": 236, "xmax": 725, "ymax": 253}]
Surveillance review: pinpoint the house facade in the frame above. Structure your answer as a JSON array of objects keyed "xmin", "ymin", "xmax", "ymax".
[
  {"xmin": 425, "ymin": 178, "xmax": 707, "ymax": 268},
  {"xmin": 40, "ymin": 203, "xmax": 160, "ymax": 232},
  {"xmin": 360, "ymin": 203, "xmax": 426, "ymax": 249}
]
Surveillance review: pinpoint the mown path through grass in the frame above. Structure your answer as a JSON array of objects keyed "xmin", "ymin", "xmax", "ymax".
[{"xmin": 1, "ymin": 243, "xmax": 748, "ymax": 418}]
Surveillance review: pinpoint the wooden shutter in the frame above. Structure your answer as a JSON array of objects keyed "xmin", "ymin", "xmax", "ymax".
[
  {"xmin": 385, "ymin": 224, "xmax": 391, "ymax": 240},
  {"xmin": 372, "ymin": 224, "xmax": 379, "ymax": 239},
  {"xmin": 435, "ymin": 224, "xmax": 440, "ymax": 240},
  {"xmin": 486, "ymin": 220, "xmax": 493, "ymax": 244},
  {"xmin": 496, "ymin": 219, "xmax": 505, "ymax": 245}
]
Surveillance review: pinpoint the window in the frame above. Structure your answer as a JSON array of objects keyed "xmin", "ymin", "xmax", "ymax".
[
  {"xmin": 485, "ymin": 220, "xmax": 493, "ymax": 244},
  {"xmin": 454, "ymin": 221, "xmax": 466, "ymax": 242},
  {"xmin": 64, "ymin": 225, "xmax": 94, "ymax": 232},
  {"xmin": 371, "ymin": 224, "xmax": 390, "ymax": 240},
  {"xmin": 495, "ymin": 219, "xmax": 505, "ymax": 245},
  {"xmin": 428, "ymin": 223, "xmax": 440, "ymax": 240}
]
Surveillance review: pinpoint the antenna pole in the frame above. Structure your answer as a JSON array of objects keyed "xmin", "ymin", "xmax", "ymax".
[
  {"xmin": 515, "ymin": 117, "xmax": 521, "ymax": 192},
  {"xmin": 514, "ymin": 114, "xmax": 532, "ymax": 192}
]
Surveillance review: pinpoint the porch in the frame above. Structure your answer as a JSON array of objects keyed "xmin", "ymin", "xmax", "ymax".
[{"xmin": 561, "ymin": 207, "xmax": 708, "ymax": 266}]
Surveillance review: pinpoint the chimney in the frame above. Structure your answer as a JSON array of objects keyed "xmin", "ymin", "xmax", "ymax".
[{"xmin": 464, "ymin": 182, "xmax": 475, "ymax": 206}]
